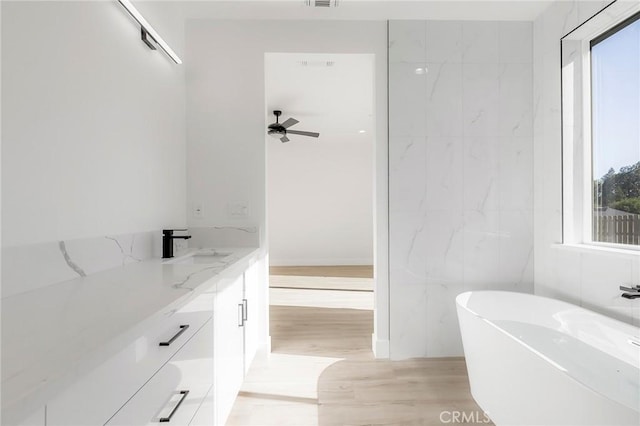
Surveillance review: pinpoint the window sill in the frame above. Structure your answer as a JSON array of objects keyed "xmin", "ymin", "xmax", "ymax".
[{"xmin": 556, "ymin": 243, "xmax": 640, "ymax": 258}]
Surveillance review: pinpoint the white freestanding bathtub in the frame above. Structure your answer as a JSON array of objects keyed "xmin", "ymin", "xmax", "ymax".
[{"xmin": 456, "ymin": 291, "xmax": 640, "ymax": 426}]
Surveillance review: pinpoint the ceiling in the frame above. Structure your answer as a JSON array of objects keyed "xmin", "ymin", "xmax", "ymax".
[
  {"xmin": 179, "ymin": 0, "xmax": 554, "ymax": 22},
  {"xmin": 183, "ymin": 0, "xmax": 554, "ymax": 146},
  {"xmin": 265, "ymin": 53, "xmax": 374, "ymax": 145}
]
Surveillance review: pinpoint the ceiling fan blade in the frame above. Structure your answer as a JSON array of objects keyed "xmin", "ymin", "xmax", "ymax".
[
  {"xmin": 287, "ymin": 130, "xmax": 320, "ymax": 138},
  {"xmin": 281, "ymin": 117, "xmax": 299, "ymax": 129},
  {"xmin": 280, "ymin": 136, "xmax": 290, "ymax": 143}
]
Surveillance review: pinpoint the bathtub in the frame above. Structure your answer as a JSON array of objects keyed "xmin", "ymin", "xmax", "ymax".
[{"xmin": 456, "ymin": 291, "xmax": 640, "ymax": 426}]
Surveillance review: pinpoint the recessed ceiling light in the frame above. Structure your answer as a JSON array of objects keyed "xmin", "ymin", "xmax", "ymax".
[
  {"xmin": 415, "ymin": 67, "xmax": 428, "ymax": 75},
  {"xmin": 359, "ymin": 130, "xmax": 366, "ymax": 134}
]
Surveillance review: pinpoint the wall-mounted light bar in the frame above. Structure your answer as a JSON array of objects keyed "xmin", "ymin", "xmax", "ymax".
[{"xmin": 118, "ymin": 0, "xmax": 182, "ymax": 64}]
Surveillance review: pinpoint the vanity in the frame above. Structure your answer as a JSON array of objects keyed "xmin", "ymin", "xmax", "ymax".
[{"xmin": 1, "ymin": 247, "xmax": 265, "ymax": 426}]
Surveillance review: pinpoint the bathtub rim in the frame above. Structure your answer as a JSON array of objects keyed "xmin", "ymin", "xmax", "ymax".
[
  {"xmin": 456, "ymin": 290, "xmax": 639, "ymax": 334},
  {"xmin": 456, "ymin": 290, "xmax": 640, "ymax": 414}
]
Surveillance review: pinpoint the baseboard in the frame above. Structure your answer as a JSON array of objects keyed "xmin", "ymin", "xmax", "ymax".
[
  {"xmin": 372, "ymin": 333, "xmax": 390, "ymax": 359},
  {"xmin": 257, "ymin": 336, "xmax": 271, "ymax": 355},
  {"xmin": 269, "ymin": 258, "xmax": 374, "ymax": 267}
]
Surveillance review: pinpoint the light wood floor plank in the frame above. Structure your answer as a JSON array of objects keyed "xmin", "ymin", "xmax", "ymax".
[
  {"xmin": 270, "ymin": 275, "xmax": 374, "ymax": 292},
  {"xmin": 227, "ymin": 276, "xmax": 492, "ymax": 426},
  {"xmin": 271, "ymin": 306, "xmax": 374, "ymax": 360},
  {"xmin": 269, "ymin": 265, "xmax": 374, "ymax": 279}
]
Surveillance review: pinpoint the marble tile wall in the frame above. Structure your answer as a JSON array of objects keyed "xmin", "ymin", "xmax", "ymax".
[
  {"xmin": 389, "ymin": 20, "xmax": 534, "ymax": 359},
  {"xmin": 1, "ymin": 226, "xmax": 259, "ymax": 299},
  {"xmin": 2, "ymin": 231, "xmax": 159, "ymax": 299},
  {"xmin": 533, "ymin": 0, "xmax": 640, "ymax": 327},
  {"xmin": 189, "ymin": 226, "xmax": 260, "ymax": 248}
]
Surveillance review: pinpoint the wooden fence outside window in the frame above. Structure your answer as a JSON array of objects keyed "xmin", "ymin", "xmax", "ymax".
[{"xmin": 593, "ymin": 214, "xmax": 640, "ymax": 245}]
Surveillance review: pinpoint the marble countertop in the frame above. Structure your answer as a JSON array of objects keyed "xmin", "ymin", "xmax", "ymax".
[{"xmin": 1, "ymin": 247, "xmax": 259, "ymax": 423}]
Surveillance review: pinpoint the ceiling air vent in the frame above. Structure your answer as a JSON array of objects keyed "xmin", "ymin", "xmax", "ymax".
[
  {"xmin": 298, "ymin": 60, "xmax": 336, "ymax": 67},
  {"xmin": 305, "ymin": 0, "xmax": 339, "ymax": 7}
]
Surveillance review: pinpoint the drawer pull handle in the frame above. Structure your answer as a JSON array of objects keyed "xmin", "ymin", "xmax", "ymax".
[
  {"xmin": 159, "ymin": 325, "xmax": 189, "ymax": 346},
  {"xmin": 243, "ymin": 298, "xmax": 248, "ymax": 321},
  {"xmin": 238, "ymin": 303, "xmax": 244, "ymax": 327},
  {"xmin": 159, "ymin": 390, "xmax": 189, "ymax": 423}
]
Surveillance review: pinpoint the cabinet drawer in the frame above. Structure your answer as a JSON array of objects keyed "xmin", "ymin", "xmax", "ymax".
[
  {"xmin": 189, "ymin": 384, "xmax": 215, "ymax": 426},
  {"xmin": 106, "ymin": 318, "xmax": 214, "ymax": 425},
  {"xmin": 47, "ymin": 292, "xmax": 213, "ymax": 426}
]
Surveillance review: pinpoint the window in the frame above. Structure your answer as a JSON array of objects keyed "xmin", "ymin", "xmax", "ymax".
[
  {"xmin": 591, "ymin": 13, "xmax": 640, "ymax": 246},
  {"xmin": 561, "ymin": 3, "xmax": 640, "ymax": 250}
]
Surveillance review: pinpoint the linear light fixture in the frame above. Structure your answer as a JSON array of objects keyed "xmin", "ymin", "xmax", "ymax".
[{"xmin": 118, "ymin": 0, "xmax": 182, "ymax": 64}]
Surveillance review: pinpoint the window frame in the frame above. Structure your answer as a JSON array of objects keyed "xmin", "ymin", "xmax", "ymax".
[
  {"xmin": 561, "ymin": 2, "xmax": 640, "ymax": 252},
  {"xmin": 590, "ymin": 11, "xmax": 640, "ymax": 48}
]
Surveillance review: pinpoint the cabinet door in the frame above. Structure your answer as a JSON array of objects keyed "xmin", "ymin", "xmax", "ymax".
[
  {"xmin": 214, "ymin": 274, "xmax": 245, "ymax": 426},
  {"xmin": 105, "ymin": 319, "xmax": 213, "ymax": 426},
  {"xmin": 243, "ymin": 262, "xmax": 261, "ymax": 374}
]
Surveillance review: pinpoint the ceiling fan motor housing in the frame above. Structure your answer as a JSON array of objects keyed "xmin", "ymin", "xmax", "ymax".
[
  {"xmin": 268, "ymin": 124, "xmax": 286, "ymax": 136},
  {"xmin": 267, "ymin": 128, "xmax": 285, "ymax": 138}
]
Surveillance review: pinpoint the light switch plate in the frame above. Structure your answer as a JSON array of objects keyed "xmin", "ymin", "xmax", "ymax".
[{"xmin": 227, "ymin": 202, "xmax": 249, "ymax": 218}]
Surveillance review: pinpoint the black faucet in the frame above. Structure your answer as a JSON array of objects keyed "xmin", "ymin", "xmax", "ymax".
[
  {"xmin": 620, "ymin": 285, "xmax": 640, "ymax": 299},
  {"xmin": 162, "ymin": 229, "xmax": 192, "ymax": 259}
]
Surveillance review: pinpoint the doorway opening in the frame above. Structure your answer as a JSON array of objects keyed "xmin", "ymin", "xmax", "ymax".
[{"xmin": 265, "ymin": 52, "xmax": 375, "ymax": 357}]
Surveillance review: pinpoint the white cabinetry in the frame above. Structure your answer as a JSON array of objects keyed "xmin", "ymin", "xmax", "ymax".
[
  {"xmin": 212, "ymin": 262, "xmax": 264, "ymax": 424},
  {"xmin": 46, "ymin": 292, "xmax": 214, "ymax": 426},
  {"xmin": 243, "ymin": 261, "xmax": 261, "ymax": 374},
  {"xmin": 212, "ymin": 261, "xmax": 265, "ymax": 425},
  {"xmin": 12, "ymin": 252, "xmax": 264, "ymax": 426},
  {"xmin": 188, "ymin": 385, "xmax": 215, "ymax": 426},
  {"xmin": 106, "ymin": 319, "xmax": 214, "ymax": 426},
  {"xmin": 214, "ymin": 274, "xmax": 245, "ymax": 425}
]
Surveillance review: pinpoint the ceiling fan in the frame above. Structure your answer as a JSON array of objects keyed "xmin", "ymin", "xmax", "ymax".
[{"xmin": 267, "ymin": 110, "xmax": 320, "ymax": 143}]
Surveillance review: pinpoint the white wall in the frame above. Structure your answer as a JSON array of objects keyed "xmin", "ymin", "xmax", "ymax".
[
  {"xmin": 185, "ymin": 19, "xmax": 389, "ymax": 355},
  {"xmin": 1, "ymin": 1, "xmax": 187, "ymax": 248},
  {"xmin": 389, "ymin": 20, "xmax": 534, "ymax": 359},
  {"xmin": 266, "ymin": 53, "xmax": 374, "ymax": 266},
  {"xmin": 533, "ymin": 0, "xmax": 640, "ymax": 326},
  {"xmin": 268, "ymin": 138, "xmax": 374, "ymax": 266}
]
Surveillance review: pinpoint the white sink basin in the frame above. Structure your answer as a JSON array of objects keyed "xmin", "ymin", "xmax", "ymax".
[{"xmin": 166, "ymin": 251, "xmax": 232, "ymax": 265}]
